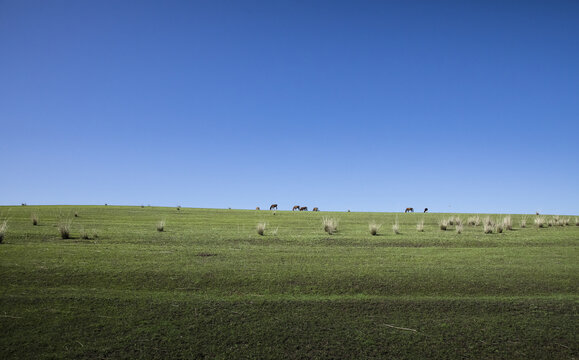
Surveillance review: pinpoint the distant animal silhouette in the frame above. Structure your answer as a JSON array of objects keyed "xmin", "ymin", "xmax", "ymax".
[
  {"xmin": 292, "ymin": 205, "xmax": 300, "ymax": 211},
  {"xmin": 536, "ymin": 211, "xmax": 540, "ymax": 215},
  {"xmin": 405, "ymin": 207, "xmax": 414, "ymax": 213},
  {"xmin": 299, "ymin": 206, "xmax": 308, "ymax": 211},
  {"xmin": 256, "ymin": 207, "xmax": 260, "ymax": 210},
  {"xmin": 424, "ymin": 208, "xmax": 428, "ymax": 213},
  {"xmin": 270, "ymin": 204, "xmax": 278, "ymax": 210},
  {"xmin": 313, "ymin": 207, "xmax": 319, "ymax": 212}
]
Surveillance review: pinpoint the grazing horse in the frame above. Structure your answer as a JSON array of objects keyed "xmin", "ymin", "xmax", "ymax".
[
  {"xmin": 256, "ymin": 207, "xmax": 260, "ymax": 210},
  {"xmin": 312, "ymin": 207, "xmax": 319, "ymax": 212},
  {"xmin": 292, "ymin": 205, "xmax": 300, "ymax": 211},
  {"xmin": 405, "ymin": 207, "xmax": 414, "ymax": 213},
  {"xmin": 270, "ymin": 204, "xmax": 278, "ymax": 210},
  {"xmin": 424, "ymin": 208, "xmax": 428, "ymax": 213},
  {"xmin": 299, "ymin": 206, "xmax": 308, "ymax": 211}
]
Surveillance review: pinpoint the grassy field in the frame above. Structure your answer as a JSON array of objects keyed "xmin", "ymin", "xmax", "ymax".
[{"xmin": 0, "ymin": 205, "xmax": 577, "ymax": 359}]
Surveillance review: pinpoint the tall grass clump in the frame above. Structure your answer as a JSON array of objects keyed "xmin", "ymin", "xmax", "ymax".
[
  {"xmin": 534, "ymin": 216, "xmax": 546, "ymax": 228},
  {"xmin": 456, "ymin": 224, "xmax": 463, "ymax": 234},
  {"xmin": 257, "ymin": 222, "xmax": 267, "ymax": 236},
  {"xmin": 520, "ymin": 216, "xmax": 527, "ymax": 228},
  {"xmin": 368, "ymin": 222, "xmax": 382, "ymax": 236},
  {"xmin": 31, "ymin": 213, "xmax": 39, "ymax": 226},
  {"xmin": 156, "ymin": 220, "xmax": 166, "ymax": 232},
  {"xmin": 322, "ymin": 217, "xmax": 339, "ymax": 235},
  {"xmin": 576, "ymin": 218, "xmax": 579, "ymax": 226},
  {"xmin": 392, "ymin": 219, "xmax": 400, "ymax": 234},
  {"xmin": 483, "ymin": 222, "xmax": 493, "ymax": 234},
  {"xmin": 503, "ymin": 216, "xmax": 513, "ymax": 231},
  {"xmin": 439, "ymin": 219, "xmax": 448, "ymax": 231},
  {"xmin": 416, "ymin": 220, "xmax": 424, "ymax": 232},
  {"xmin": 495, "ymin": 222, "xmax": 504, "ymax": 233},
  {"xmin": 58, "ymin": 218, "xmax": 72, "ymax": 239},
  {"xmin": 0, "ymin": 220, "xmax": 7, "ymax": 243},
  {"xmin": 483, "ymin": 216, "xmax": 492, "ymax": 226},
  {"xmin": 467, "ymin": 216, "xmax": 480, "ymax": 226}
]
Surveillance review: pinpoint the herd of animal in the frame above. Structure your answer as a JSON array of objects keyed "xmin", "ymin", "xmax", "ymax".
[{"xmin": 256, "ymin": 205, "xmax": 428, "ymax": 213}]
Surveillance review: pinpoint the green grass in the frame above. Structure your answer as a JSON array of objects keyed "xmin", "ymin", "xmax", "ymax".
[{"xmin": 0, "ymin": 206, "xmax": 577, "ymax": 359}]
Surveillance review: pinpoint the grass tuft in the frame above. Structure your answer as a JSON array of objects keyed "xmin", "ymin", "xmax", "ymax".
[
  {"xmin": 58, "ymin": 218, "xmax": 72, "ymax": 239},
  {"xmin": 534, "ymin": 216, "xmax": 546, "ymax": 228},
  {"xmin": 503, "ymin": 216, "xmax": 513, "ymax": 231},
  {"xmin": 439, "ymin": 219, "xmax": 448, "ymax": 231},
  {"xmin": 392, "ymin": 217, "xmax": 400, "ymax": 234},
  {"xmin": 368, "ymin": 222, "xmax": 382, "ymax": 236},
  {"xmin": 156, "ymin": 220, "xmax": 166, "ymax": 232},
  {"xmin": 257, "ymin": 222, "xmax": 267, "ymax": 236},
  {"xmin": 495, "ymin": 222, "xmax": 504, "ymax": 233},
  {"xmin": 322, "ymin": 217, "xmax": 339, "ymax": 235},
  {"xmin": 0, "ymin": 220, "xmax": 7, "ymax": 243},
  {"xmin": 467, "ymin": 216, "xmax": 480, "ymax": 226},
  {"xmin": 456, "ymin": 224, "xmax": 463, "ymax": 234},
  {"xmin": 483, "ymin": 223, "xmax": 493, "ymax": 234},
  {"xmin": 416, "ymin": 220, "xmax": 424, "ymax": 232},
  {"xmin": 31, "ymin": 213, "xmax": 39, "ymax": 226},
  {"xmin": 520, "ymin": 216, "xmax": 527, "ymax": 228}
]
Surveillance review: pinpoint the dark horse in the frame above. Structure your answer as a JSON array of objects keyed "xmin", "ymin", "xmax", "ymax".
[
  {"xmin": 424, "ymin": 208, "xmax": 428, "ymax": 213},
  {"xmin": 312, "ymin": 207, "xmax": 319, "ymax": 212},
  {"xmin": 405, "ymin": 207, "xmax": 414, "ymax": 213},
  {"xmin": 270, "ymin": 204, "xmax": 278, "ymax": 210},
  {"xmin": 292, "ymin": 205, "xmax": 300, "ymax": 211},
  {"xmin": 299, "ymin": 206, "xmax": 308, "ymax": 211}
]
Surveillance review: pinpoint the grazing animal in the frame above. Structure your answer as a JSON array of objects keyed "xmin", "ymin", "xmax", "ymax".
[
  {"xmin": 313, "ymin": 207, "xmax": 319, "ymax": 212},
  {"xmin": 424, "ymin": 208, "xmax": 428, "ymax": 213},
  {"xmin": 405, "ymin": 207, "xmax": 414, "ymax": 213},
  {"xmin": 536, "ymin": 211, "xmax": 540, "ymax": 215},
  {"xmin": 270, "ymin": 204, "xmax": 278, "ymax": 210},
  {"xmin": 299, "ymin": 206, "xmax": 308, "ymax": 211},
  {"xmin": 256, "ymin": 207, "xmax": 260, "ymax": 210},
  {"xmin": 292, "ymin": 205, "xmax": 300, "ymax": 211}
]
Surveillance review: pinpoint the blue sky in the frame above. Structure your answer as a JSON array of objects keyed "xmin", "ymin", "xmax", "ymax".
[{"xmin": 1, "ymin": 0, "xmax": 578, "ymax": 214}]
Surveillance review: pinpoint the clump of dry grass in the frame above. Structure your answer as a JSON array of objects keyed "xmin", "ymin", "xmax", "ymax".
[
  {"xmin": 576, "ymin": 218, "xmax": 579, "ymax": 226},
  {"xmin": 483, "ymin": 216, "xmax": 494, "ymax": 227},
  {"xmin": 534, "ymin": 216, "xmax": 546, "ymax": 228},
  {"xmin": 467, "ymin": 216, "xmax": 480, "ymax": 226},
  {"xmin": 495, "ymin": 222, "xmax": 504, "ymax": 233},
  {"xmin": 520, "ymin": 216, "xmax": 527, "ymax": 228},
  {"xmin": 58, "ymin": 218, "xmax": 72, "ymax": 239},
  {"xmin": 369, "ymin": 222, "xmax": 382, "ymax": 236},
  {"xmin": 483, "ymin": 222, "xmax": 493, "ymax": 234},
  {"xmin": 456, "ymin": 224, "xmax": 463, "ymax": 234},
  {"xmin": 392, "ymin": 219, "xmax": 400, "ymax": 234},
  {"xmin": 416, "ymin": 220, "xmax": 424, "ymax": 232},
  {"xmin": 0, "ymin": 220, "xmax": 7, "ymax": 243},
  {"xmin": 503, "ymin": 216, "xmax": 513, "ymax": 231},
  {"xmin": 80, "ymin": 227, "xmax": 90, "ymax": 240},
  {"xmin": 257, "ymin": 222, "xmax": 267, "ymax": 236},
  {"xmin": 322, "ymin": 217, "xmax": 339, "ymax": 235},
  {"xmin": 439, "ymin": 219, "xmax": 448, "ymax": 231},
  {"xmin": 156, "ymin": 220, "xmax": 166, "ymax": 232},
  {"xmin": 31, "ymin": 213, "xmax": 39, "ymax": 226}
]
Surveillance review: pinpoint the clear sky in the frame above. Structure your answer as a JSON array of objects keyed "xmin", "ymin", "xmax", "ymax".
[{"xmin": 1, "ymin": 0, "xmax": 578, "ymax": 214}]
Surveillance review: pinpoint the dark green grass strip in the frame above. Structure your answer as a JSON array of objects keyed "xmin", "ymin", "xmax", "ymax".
[{"xmin": 1, "ymin": 294, "xmax": 576, "ymax": 360}]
